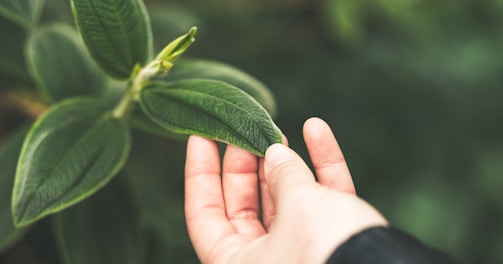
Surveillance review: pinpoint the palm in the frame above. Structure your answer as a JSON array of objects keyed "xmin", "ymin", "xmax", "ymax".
[{"xmin": 184, "ymin": 118, "xmax": 356, "ymax": 263}]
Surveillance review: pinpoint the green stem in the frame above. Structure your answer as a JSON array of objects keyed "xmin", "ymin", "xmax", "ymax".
[
  {"xmin": 112, "ymin": 90, "xmax": 136, "ymax": 119},
  {"xmin": 111, "ymin": 27, "xmax": 197, "ymax": 120},
  {"xmin": 111, "ymin": 55, "xmax": 178, "ymax": 120},
  {"xmin": 112, "ymin": 64, "xmax": 145, "ymax": 119},
  {"xmin": 0, "ymin": 90, "xmax": 49, "ymax": 119}
]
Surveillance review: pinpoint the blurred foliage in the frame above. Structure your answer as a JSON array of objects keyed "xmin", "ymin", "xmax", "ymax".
[{"xmin": 1, "ymin": 0, "xmax": 503, "ymax": 263}]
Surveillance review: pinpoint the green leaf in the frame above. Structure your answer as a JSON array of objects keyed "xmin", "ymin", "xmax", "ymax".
[
  {"xmin": 12, "ymin": 98, "xmax": 131, "ymax": 227},
  {"xmin": 70, "ymin": 0, "xmax": 152, "ymax": 79},
  {"xmin": 0, "ymin": 16, "xmax": 29, "ymax": 81},
  {"xmin": 26, "ymin": 23, "xmax": 106, "ymax": 103},
  {"xmin": 0, "ymin": 126, "xmax": 29, "ymax": 253},
  {"xmin": 54, "ymin": 178, "xmax": 141, "ymax": 264},
  {"xmin": 0, "ymin": 0, "xmax": 44, "ymax": 29},
  {"xmin": 139, "ymin": 79, "xmax": 282, "ymax": 156},
  {"xmin": 130, "ymin": 58, "xmax": 279, "ymax": 138},
  {"xmin": 166, "ymin": 59, "xmax": 277, "ymax": 117}
]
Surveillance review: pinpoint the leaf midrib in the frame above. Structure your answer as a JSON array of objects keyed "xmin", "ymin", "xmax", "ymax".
[
  {"xmin": 17, "ymin": 143, "xmax": 105, "ymax": 221},
  {"xmin": 170, "ymin": 85, "xmax": 276, "ymax": 144},
  {"xmin": 85, "ymin": 0, "xmax": 133, "ymax": 72},
  {"xmin": 145, "ymin": 86, "xmax": 273, "ymax": 151}
]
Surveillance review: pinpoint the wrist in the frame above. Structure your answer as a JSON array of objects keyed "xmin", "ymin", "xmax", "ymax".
[{"xmin": 309, "ymin": 193, "xmax": 388, "ymax": 264}]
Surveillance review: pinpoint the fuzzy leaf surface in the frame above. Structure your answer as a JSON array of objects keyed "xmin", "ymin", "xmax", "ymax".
[
  {"xmin": 54, "ymin": 178, "xmax": 140, "ymax": 264},
  {"xmin": 12, "ymin": 98, "xmax": 130, "ymax": 227},
  {"xmin": 70, "ymin": 0, "xmax": 152, "ymax": 79},
  {"xmin": 140, "ymin": 79, "xmax": 282, "ymax": 156},
  {"xmin": 166, "ymin": 59, "xmax": 277, "ymax": 117},
  {"xmin": 26, "ymin": 23, "xmax": 105, "ymax": 102}
]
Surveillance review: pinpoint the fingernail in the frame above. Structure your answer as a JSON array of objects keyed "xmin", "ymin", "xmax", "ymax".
[{"xmin": 265, "ymin": 144, "xmax": 296, "ymax": 168}]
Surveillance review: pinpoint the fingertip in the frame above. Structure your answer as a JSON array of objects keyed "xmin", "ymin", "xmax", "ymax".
[
  {"xmin": 304, "ymin": 116, "xmax": 325, "ymax": 125},
  {"xmin": 187, "ymin": 134, "xmax": 211, "ymax": 146},
  {"xmin": 265, "ymin": 143, "xmax": 296, "ymax": 169},
  {"xmin": 304, "ymin": 116, "xmax": 324, "ymax": 125},
  {"xmin": 223, "ymin": 143, "xmax": 257, "ymax": 173},
  {"xmin": 185, "ymin": 135, "xmax": 220, "ymax": 176},
  {"xmin": 264, "ymin": 144, "xmax": 316, "ymax": 203},
  {"xmin": 303, "ymin": 117, "xmax": 331, "ymax": 138}
]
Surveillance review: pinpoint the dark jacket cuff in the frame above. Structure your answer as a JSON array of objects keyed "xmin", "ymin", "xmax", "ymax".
[{"xmin": 326, "ymin": 227, "xmax": 457, "ymax": 264}]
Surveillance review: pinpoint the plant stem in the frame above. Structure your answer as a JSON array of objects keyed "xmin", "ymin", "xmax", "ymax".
[
  {"xmin": 111, "ymin": 64, "xmax": 150, "ymax": 119},
  {"xmin": 0, "ymin": 90, "xmax": 49, "ymax": 119},
  {"xmin": 111, "ymin": 90, "xmax": 136, "ymax": 119}
]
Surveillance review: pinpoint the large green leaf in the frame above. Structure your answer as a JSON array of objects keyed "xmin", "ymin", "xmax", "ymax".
[
  {"xmin": 70, "ymin": 0, "xmax": 152, "ymax": 79},
  {"xmin": 26, "ymin": 23, "xmax": 105, "ymax": 103},
  {"xmin": 139, "ymin": 79, "xmax": 282, "ymax": 156},
  {"xmin": 54, "ymin": 178, "xmax": 141, "ymax": 264},
  {"xmin": 166, "ymin": 59, "xmax": 277, "ymax": 117},
  {"xmin": 0, "ymin": 0, "xmax": 44, "ymax": 29},
  {"xmin": 12, "ymin": 98, "xmax": 131, "ymax": 227},
  {"xmin": 0, "ymin": 126, "xmax": 29, "ymax": 252},
  {"xmin": 130, "ymin": 58, "xmax": 279, "ymax": 138}
]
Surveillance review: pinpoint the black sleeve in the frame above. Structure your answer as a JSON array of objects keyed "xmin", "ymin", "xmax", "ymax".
[{"xmin": 325, "ymin": 227, "xmax": 457, "ymax": 264}]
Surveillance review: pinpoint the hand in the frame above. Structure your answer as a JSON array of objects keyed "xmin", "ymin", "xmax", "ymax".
[{"xmin": 184, "ymin": 117, "xmax": 387, "ymax": 264}]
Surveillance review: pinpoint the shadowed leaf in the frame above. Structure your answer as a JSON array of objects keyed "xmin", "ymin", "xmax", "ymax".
[
  {"xmin": 0, "ymin": 126, "xmax": 29, "ymax": 252},
  {"xmin": 26, "ymin": 23, "xmax": 105, "ymax": 102},
  {"xmin": 54, "ymin": 178, "xmax": 140, "ymax": 264}
]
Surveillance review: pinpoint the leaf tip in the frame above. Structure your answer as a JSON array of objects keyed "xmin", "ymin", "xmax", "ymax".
[
  {"xmin": 188, "ymin": 26, "xmax": 197, "ymax": 38},
  {"xmin": 11, "ymin": 204, "xmax": 35, "ymax": 228},
  {"xmin": 154, "ymin": 26, "xmax": 198, "ymax": 64}
]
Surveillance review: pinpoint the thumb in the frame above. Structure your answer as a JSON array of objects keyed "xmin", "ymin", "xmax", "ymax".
[{"xmin": 264, "ymin": 144, "xmax": 316, "ymax": 203}]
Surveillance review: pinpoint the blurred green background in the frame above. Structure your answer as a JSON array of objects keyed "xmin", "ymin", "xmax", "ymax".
[
  {"xmin": 172, "ymin": 0, "xmax": 503, "ymax": 262},
  {"xmin": 2, "ymin": 0, "xmax": 503, "ymax": 263}
]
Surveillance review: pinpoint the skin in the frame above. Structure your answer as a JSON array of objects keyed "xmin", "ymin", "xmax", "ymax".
[{"xmin": 184, "ymin": 117, "xmax": 388, "ymax": 264}]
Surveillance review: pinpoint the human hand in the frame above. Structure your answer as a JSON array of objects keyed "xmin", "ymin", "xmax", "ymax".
[{"xmin": 184, "ymin": 117, "xmax": 387, "ymax": 264}]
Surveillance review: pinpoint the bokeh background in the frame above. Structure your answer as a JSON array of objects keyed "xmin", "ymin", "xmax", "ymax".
[
  {"xmin": 2, "ymin": 0, "xmax": 503, "ymax": 263},
  {"xmin": 166, "ymin": 0, "xmax": 503, "ymax": 262}
]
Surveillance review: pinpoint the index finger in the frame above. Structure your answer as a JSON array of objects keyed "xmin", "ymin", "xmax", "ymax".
[{"xmin": 184, "ymin": 136, "xmax": 235, "ymax": 259}]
